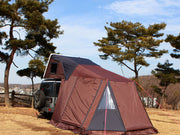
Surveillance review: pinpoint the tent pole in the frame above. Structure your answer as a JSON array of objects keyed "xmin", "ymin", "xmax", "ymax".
[{"xmin": 104, "ymin": 80, "xmax": 108, "ymax": 135}]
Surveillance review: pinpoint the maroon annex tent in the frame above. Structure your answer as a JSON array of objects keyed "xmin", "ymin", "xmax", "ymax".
[{"xmin": 44, "ymin": 54, "xmax": 158, "ymax": 135}]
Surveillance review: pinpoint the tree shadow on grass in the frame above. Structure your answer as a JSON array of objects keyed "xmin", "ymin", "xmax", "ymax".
[{"xmin": 11, "ymin": 119, "xmax": 75, "ymax": 135}]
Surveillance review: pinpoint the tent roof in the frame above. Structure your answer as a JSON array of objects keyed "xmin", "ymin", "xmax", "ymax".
[
  {"xmin": 46, "ymin": 54, "xmax": 132, "ymax": 82},
  {"xmin": 52, "ymin": 54, "xmax": 98, "ymax": 66}
]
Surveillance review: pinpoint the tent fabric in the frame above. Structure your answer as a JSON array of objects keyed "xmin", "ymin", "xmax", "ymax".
[
  {"xmin": 44, "ymin": 54, "xmax": 131, "ymax": 82},
  {"xmin": 72, "ymin": 65, "xmax": 131, "ymax": 82},
  {"xmin": 44, "ymin": 54, "xmax": 98, "ymax": 80},
  {"xmin": 44, "ymin": 58, "xmax": 65, "ymax": 79},
  {"xmin": 44, "ymin": 54, "xmax": 158, "ymax": 135}
]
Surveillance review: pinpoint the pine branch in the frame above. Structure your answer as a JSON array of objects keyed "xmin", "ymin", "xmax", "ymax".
[
  {"xmin": 12, "ymin": 61, "xmax": 19, "ymax": 68},
  {"xmin": 120, "ymin": 61, "xmax": 135, "ymax": 72},
  {"xmin": 0, "ymin": 51, "xmax": 8, "ymax": 63},
  {"xmin": 28, "ymin": 51, "xmax": 35, "ymax": 59},
  {"xmin": 0, "ymin": 24, "xmax": 24, "ymax": 28},
  {"xmin": 138, "ymin": 66, "xmax": 142, "ymax": 72}
]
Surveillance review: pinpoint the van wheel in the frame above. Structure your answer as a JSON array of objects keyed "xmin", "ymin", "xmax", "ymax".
[{"xmin": 34, "ymin": 90, "xmax": 46, "ymax": 111}]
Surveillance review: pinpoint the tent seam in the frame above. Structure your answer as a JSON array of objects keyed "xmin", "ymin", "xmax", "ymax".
[
  {"xmin": 60, "ymin": 77, "xmax": 78, "ymax": 117},
  {"xmin": 108, "ymin": 81, "xmax": 127, "ymax": 132},
  {"xmin": 133, "ymin": 82, "xmax": 155, "ymax": 128},
  {"xmin": 80, "ymin": 79, "xmax": 103, "ymax": 129}
]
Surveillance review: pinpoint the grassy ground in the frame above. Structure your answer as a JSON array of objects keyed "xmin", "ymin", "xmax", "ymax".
[
  {"xmin": 146, "ymin": 108, "xmax": 180, "ymax": 135},
  {"xmin": 0, "ymin": 107, "xmax": 180, "ymax": 135},
  {"xmin": 0, "ymin": 107, "xmax": 75, "ymax": 135}
]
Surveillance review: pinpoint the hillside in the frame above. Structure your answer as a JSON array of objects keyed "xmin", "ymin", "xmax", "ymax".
[{"xmin": 138, "ymin": 75, "xmax": 180, "ymax": 109}]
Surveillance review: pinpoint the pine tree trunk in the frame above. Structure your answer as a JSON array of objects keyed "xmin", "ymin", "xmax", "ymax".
[
  {"xmin": 4, "ymin": 49, "xmax": 16, "ymax": 107},
  {"xmin": 159, "ymin": 87, "xmax": 167, "ymax": 109},
  {"xmin": 31, "ymin": 77, "xmax": 34, "ymax": 93},
  {"xmin": 159, "ymin": 96, "xmax": 164, "ymax": 109},
  {"xmin": 4, "ymin": 66, "xmax": 10, "ymax": 107},
  {"xmin": 135, "ymin": 71, "xmax": 138, "ymax": 80},
  {"xmin": 134, "ymin": 62, "xmax": 139, "ymax": 80},
  {"xmin": 31, "ymin": 77, "xmax": 34, "ymax": 108}
]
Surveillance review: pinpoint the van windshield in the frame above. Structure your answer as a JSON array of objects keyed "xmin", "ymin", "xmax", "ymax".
[{"xmin": 40, "ymin": 81, "xmax": 60, "ymax": 97}]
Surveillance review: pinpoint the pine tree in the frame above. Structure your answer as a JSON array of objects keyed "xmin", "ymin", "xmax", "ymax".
[
  {"xmin": 94, "ymin": 21, "xmax": 167, "ymax": 79},
  {"xmin": 0, "ymin": 0, "xmax": 63, "ymax": 107},
  {"xmin": 17, "ymin": 59, "xmax": 45, "ymax": 92},
  {"xmin": 151, "ymin": 60, "xmax": 179, "ymax": 106},
  {"xmin": 165, "ymin": 34, "xmax": 180, "ymax": 59}
]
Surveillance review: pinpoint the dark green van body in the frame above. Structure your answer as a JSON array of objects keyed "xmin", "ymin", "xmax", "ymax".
[{"xmin": 34, "ymin": 79, "xmax": 61, "ymax": 114}]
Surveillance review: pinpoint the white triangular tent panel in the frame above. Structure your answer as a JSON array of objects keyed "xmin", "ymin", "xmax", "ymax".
[{"xmin": 98, "ymin": 85, "xmax": 115, "ymax": 109}]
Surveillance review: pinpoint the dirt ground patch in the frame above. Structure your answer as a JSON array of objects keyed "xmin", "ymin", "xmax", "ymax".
[
  {"xmin": 146, "ymin": 108, "xmax": 180, "ymax": 135},
  {"xmin": 0, "ymin": 107, "xmax": 180, "ymax": 135},
  {"xmin": 0, "ymin": 107, "xmax": 75, "ymax": 135}
]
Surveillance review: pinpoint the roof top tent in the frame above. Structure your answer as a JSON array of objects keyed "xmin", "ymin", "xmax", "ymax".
[{"xmin": 44, "ymin": 54, "xmax": 158, "ymax": 135}]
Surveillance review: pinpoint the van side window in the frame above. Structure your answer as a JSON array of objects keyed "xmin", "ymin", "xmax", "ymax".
[{"xmin": 50, "ymin": 63, "xmax": 58, "ymax": 74}]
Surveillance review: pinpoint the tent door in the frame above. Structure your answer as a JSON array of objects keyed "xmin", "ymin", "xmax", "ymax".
[{"xmin": 87, "ymin": 84, "xmax": 126, "ymax": 131}]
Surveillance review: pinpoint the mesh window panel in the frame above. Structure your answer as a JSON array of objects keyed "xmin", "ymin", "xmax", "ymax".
[{"xmin": 98, "ymin": 86, "xmax": 115, "ymax": 110}]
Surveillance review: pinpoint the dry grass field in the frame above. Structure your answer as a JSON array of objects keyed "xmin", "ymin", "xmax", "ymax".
[
  {"xmin": 146, "ymin": 108, "xmax": 180, "ymax": 135},
  {"xmin": 0, "ymin": 107, "xmax": 179, "ymax": 135},
  {"xmin": 0, "ymin": 107, "xmax": 75, "ymax": 135}
]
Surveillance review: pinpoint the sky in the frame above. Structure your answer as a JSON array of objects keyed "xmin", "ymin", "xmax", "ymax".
[{"xmin": 0, "ymin": 0, "xmax": 180, "ymax": 84}]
